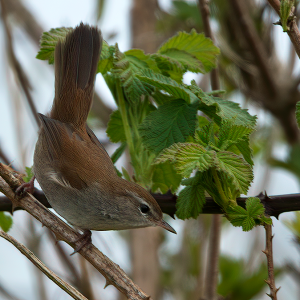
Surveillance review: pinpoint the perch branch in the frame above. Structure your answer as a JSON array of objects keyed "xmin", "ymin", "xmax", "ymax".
[
  {"xmin": 0, "ymin": 163, "xmax": 151, "ymax": 300},
  {"xmin": 263, "ymin": 224, "xmax": 280, "ymax": 299},
  {"xmin": 1, "ymin": 189, "xmax": 300, "ymax": 218},
  {"xmin": 0, "ymin": 230, "xmax": 87, "ymax": 300}
]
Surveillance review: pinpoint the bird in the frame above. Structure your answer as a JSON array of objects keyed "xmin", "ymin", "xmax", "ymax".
[{"xmin": 30, "ymin": 23, "xmax": 175, "ymax": 252}]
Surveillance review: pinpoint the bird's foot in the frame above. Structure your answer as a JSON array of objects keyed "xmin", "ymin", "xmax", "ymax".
[
  {"xmin": 70, "ymin": 229, "xmax": 92, "ymax": 255},
  {"xmin": 16, "ymin": 176, "xmax": 36, "ymax": 196}
]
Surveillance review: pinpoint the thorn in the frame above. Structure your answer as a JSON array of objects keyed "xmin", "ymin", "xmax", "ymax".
[
  {"xmin": 264, "ymin": 279, "xmax": 271, "ymax": 286},
  {"xmin": 262, "ymin": 250, "xmax": 268, "ymax": 255},
  {"xmin": 104, "ymin": 279, "xmax": 113, "ymax": 289},
  {"xmin": 11, "ymin": 203, "xmax": 17, "ymax": 215},
  {"xmin": 276, "ymin": 286, "xmax": 281, "ymax": 294},
  {"xmin": 266, "ymin": 292, "xmax": 272, "ymax": 298}
]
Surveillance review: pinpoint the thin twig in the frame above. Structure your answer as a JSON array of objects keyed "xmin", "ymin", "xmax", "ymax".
[
  {"xmin": 267, "ymin": 0, "xmax": 300, "ymax": 59},
  {"xmin": 0, "ymin": 0, "xmax": 40, "ymax": 127},
  {"xmin": 204, "ymin": 214, "xmax": 221, "ymax": 300},
  {"xmin": 0, "ymin": 163, "xmax": 151, "ymax": 300},
  {"xmin": 263, "ymin": 224, "xmax": 280, "ymax": 299},
  {"xmin": 0, "ymin": 230, "xmax": 88, "ymax": 300}
]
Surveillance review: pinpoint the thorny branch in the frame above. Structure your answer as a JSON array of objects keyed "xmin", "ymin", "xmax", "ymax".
[
  {"xmin": 263, "ymin": 224, "xmax": 280, "ymax": 299},
  {"xmin": 0, "ymin": 163, "xmax": 151, "ymax": 300},
  {"xmin": 1, "ymin": 189, "xmax": 300, "ymax": 219}
]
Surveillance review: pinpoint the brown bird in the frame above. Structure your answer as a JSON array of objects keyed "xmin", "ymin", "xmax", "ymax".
[{"xmin": 32, "ymin": 23, "xmax": 175, "ymax": 251}]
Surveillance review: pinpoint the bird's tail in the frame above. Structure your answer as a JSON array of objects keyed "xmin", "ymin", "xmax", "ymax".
[{"xmin": 50, "ymin": 23, "xmax": 102, "ymax": 128}]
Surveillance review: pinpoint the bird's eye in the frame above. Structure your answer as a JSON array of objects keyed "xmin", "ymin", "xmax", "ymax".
[{"xmin": 140, "ymin": 204, "xmax": 150, "ymax": 214}]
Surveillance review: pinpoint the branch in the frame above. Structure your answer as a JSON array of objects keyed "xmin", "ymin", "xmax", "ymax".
[
  {"xmin": 0, "ymin": 163, "xmax": 151, "ymax": 300},
  {"xmin": 1, "ymin": 189, "xmax": 300, "ymax": 219},
  {"xmin": 263, "ymin": 224, "xmax": 280, "ymax": 299},
  {"xmin": 0, "ymin": 230, "xmax": 88, "ymax": 300},
  {"xmin": 267, "ymin": 0, "xmax": 300, "ymax": 60}
]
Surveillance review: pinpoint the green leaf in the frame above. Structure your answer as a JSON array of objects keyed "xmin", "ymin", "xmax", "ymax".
[
  {"xmin": 151, "ymin": 53, "xmax": 185, "ymax": 83},
  {"xmin": 296, "ymin": 101, "xmax": 300, "ymax": 128},
  {"xmin": 158, "ymin": 29, "xmax": 220, "ymax": 73},
  {"xmin": 0, "ymin": 212, "xmax": 13, "ymax": 232},
  {"xmin": 106, "ymin": 110, "xmax": 126, "ymax": 143},
  {"xmin": 235, "ymin": 137, "xmax": 254, "ymax": 166},
  {"xmin": 246, "ymin": 197, "xmax": 265, "ymax": 217},
  {"xmin": 176, "ymin": 184, "xmax": 206, "ymax": 219},
  {"xmin": 226, "ymin": 197, "xmax": 271, "ymax": 231},
  {"xmin": 137, "ymin": 68, "xmax": 198, "ymax": 103},
  {"xmin": 113, "ymin": 45, "xmax": 156, "ymax": 102},
  {"xmin": 190, "ymin": 82, "xmax": 257, "ymax": 128},
  {"xmin": 111, "ymin": 142, "xmax": 126, "ymax": 164},
  {"xmin": 98, "ymin": 41, "xmax": 115, "ymax": 74},
  {"xmin": 218, "ymin": 121, "xmax": 253, "ymax": 150},
  {"xmin": 195, "ymin": 122, "xmax": 215, "ymax": 147},
  {"xmin": 216, "ymin": 151, "xmax": 253, "ymax": 195},
  {"xmin": 150, "ymin": 90, "xmax": 177, "ymax": 106},
  {"xmin": 36, "ymin": 27, "xmax": 72, "ymax": 64},
  {"xmin": 151, "ymin": 161, "xmax": 182, "ymax": 193},
  {"xmin": 139, "ymin": 99, "xmax": 198, "ymax": 154},
  {"xmin": 23, "ymin": 166, "xmax": 34, "ymax": 183},
  {"xmin": 175, "ymin": 143, "xmax": 216, "ymax": 177}
]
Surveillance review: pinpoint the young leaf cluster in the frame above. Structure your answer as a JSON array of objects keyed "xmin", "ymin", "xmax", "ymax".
[{"xmin": 36, "ymin": 26, "xmax": 271, "ymax": 231}]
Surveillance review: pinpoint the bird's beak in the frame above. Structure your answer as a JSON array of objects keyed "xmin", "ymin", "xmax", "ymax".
[{"xmin": 154, "ymin": 219, "xmax": 177, "ymax": 234}]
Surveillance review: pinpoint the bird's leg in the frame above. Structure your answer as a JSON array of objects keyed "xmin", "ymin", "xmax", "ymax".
[
  {"xmin": 16, "ymin": 176, "xmax": 36, "ymax": 195},
  {"xmin": 70, "ymin": 229, "xmax": 92, "ymax": 255}
]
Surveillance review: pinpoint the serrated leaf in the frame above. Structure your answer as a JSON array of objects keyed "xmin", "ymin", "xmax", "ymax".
[
  {"xmin": 242, "ymin": 217, "xmax": 256, "ymax": 231},
  {"xmin": 195, "ymin": 122, "xmax": 215, "ymax": 147},
  {"xmin": 0, "ymin": 212, "xmax": 13, "ymax": 232},
  {"xmin": 36, "ymin": 27, "xmax": 72, "ymax": 64},
  {"xmin": 190, "ymin": 82, "xmax": 257, "ymax": 128},
  {"xmin": 137, "ymin": 69, "xmax": 198, "ymax": 103},
  {"xmin": 152, "ymin": 161, "xmax": 182, "ymax": 193},
  {"xmin": 235, "ymin": 137, "xmax": 254, "ymax": 166},
  {"xmin": 98, "ymin": 41, "xmax": 115, "ymax": 74},
  {"xmin": 158, "ymin": 30, "xmax": 220, "ymax": 73},
  {"xmin": 176, "ymin": 184, "xmax": 206, "ymax": 219},
  {"xmin": 226, "ymin": 197, "xmax": 269, "ymax": 231},
  {"xmin": 155, "ymin": 143, "xmax": 182, "ymax": 164},
  {"xmin": 106, "ymin": 110, "xmax": 126, "ymax": 143},
  {"xmin": 139, "ymin": 99, "xmax": 198, "ymax": 154},
  {"xmin": 246, "ymin": 197, "xmax": 265, "ymax": 217},
  {"xmin": 216, "ymin": 151, "xmax": 253, "ymax": 195},
  {"xmin": 113, "ymin": 45, "xmax": 156, "ymax": 102},
  {"xmin": 218, "ymin": 121, "xmax": 253, "ymax": 150},
  {"xmin": 296, "ymin": 101, "xmax": 300, "ymax": 128},
  {"xmin": 174, "ymin": 143, "xmax": 215, "ymax": 177},
  {"xmin": 151, "ymin": 53, "xmax": 185, "ymax": 83}
]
